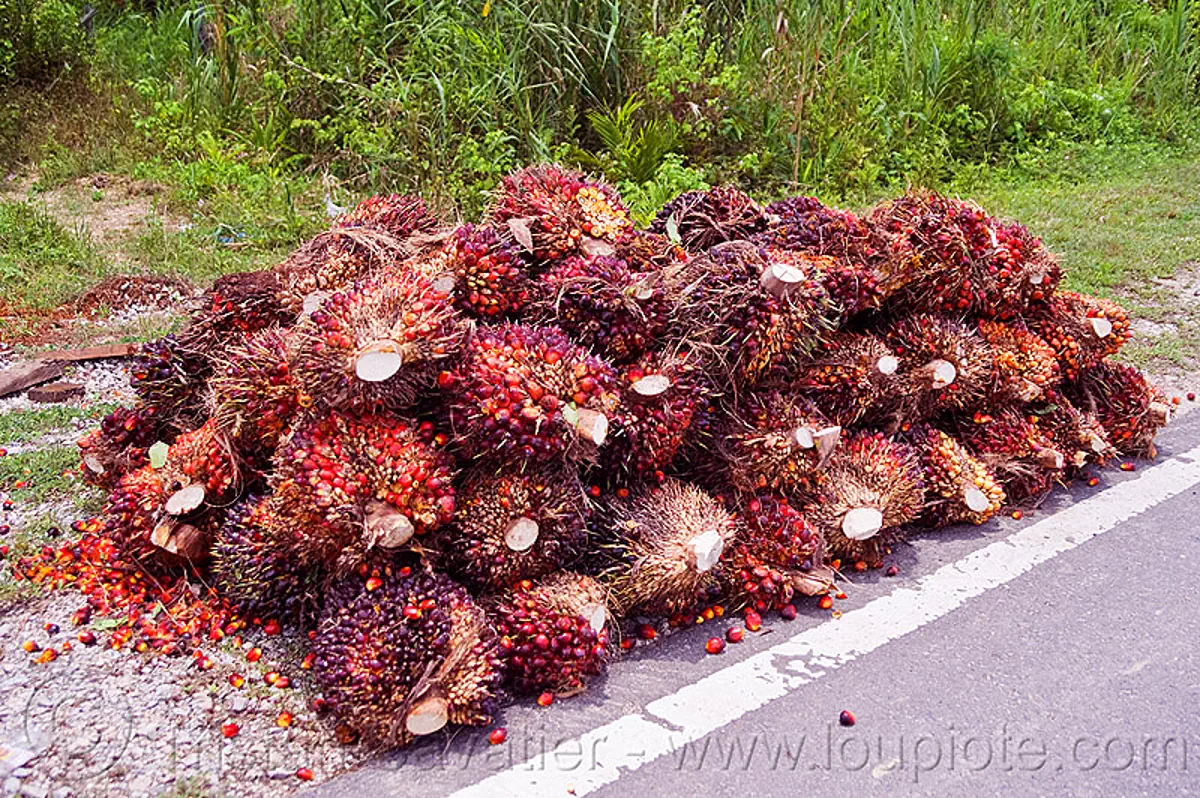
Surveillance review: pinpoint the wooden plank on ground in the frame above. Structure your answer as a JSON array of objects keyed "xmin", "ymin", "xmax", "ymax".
[
  {"xmin": 0, "ymin": 361, "xmax": 63, "ymax": 398},
  {"xmin": 27, "ymin": 381, "xmax": 86, "ymax": 403},
  {"xmin": 36, "ymin": 343, "xmax": 137, "ymax": 362}
]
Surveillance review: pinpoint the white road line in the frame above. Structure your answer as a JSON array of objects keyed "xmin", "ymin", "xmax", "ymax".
[{"xmin": 450, "ymin": 442, "xmax": 1200, "ymax": 798}]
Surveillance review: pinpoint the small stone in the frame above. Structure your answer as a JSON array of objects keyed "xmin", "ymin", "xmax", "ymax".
[
  {"xmin": 268, "ymin": 769, "xmax": 293, "ymax": 780},
  {"xmin": 229, "ymin": 695, "xmax": 248, "ymax": 713},
  {"xmin": 18, "ymin": 784, "xmax": 48, "ymax": 798}
]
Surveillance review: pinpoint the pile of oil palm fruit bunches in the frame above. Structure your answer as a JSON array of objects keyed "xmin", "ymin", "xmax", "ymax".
[{"xmin": 72, "ymin": 166, "xmax": 1170, "ymax": 749}]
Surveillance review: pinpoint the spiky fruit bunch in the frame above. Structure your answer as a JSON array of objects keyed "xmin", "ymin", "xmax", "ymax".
[
  {"xmin": 910, "ymin": 427, "xmax": 1005, "ymax": 527},
  {"xmin": 667, "ymin": 241, "xmax": 827, "ymax": 388},
  {"xmin": 649, "ymin": 186, "xmax": 767, "ymax": 251},
  {"xmin": 294, "ymin": 270, "xmax": 465, "ymax": 411},
  {"xmin": 805, "ymin": 431, "xmax": 924, "ymax": 567},
  {"xmin": 156, "ymin": 419, "xmax": 241, "ymax": 518},
  {"xmin": 314, "ymin": 560, "xmax": 501, "ymax": 747},
  {"xmin": 758, "ymin": 195, "xmax": 878, "ymax": 262},
  {"xmin": 953, "ymin": 409, "xmax": 1063, "ymax": 501},
  {"xmin": 492, "ymin": 573, "xmax": 611, "ymax": 696},
  {"xmin": 764, "ymin": 248, "xmax": 882, "ymax": 318},
  {"xmin": 78, "ymin": 405, "xmax": 164, "ymax": 489},
  {"xmin": 129, "ymin": 334, "xmax": 210, "ymax": 424},
  {"xmin": 884, "ymin": 314, "xmax": 993, "ymax": 421},
  {"xmin": 1066, "ymin": 361, "xmax": 1170, "ymax": 458},
  {"xmin": 274, "ymin": 227, "xmax": 410, "ymax": 316},
  {"xmin": 721, "ymin": 492, "xmax": 825, "ymax": 612},
  {"xmin": 435, "ymin": 223, "xmax": 531, "ymax": 318},
  {"xmin": 1034, "ymin": 400, "xmax": 1117, "ymax": 471},
  {"xmin": 210, "ymin": 329, "xmax": 303, "ymax": 455},
  {"xmin": 792, "ymin": 332, "xmax": 900, "ymax": 426},
  {"xmin": 192, "ymin": 270, "xmax": 290, "ymax": 342},
  {"xmin": 599, "ymin": 479, "xmax": 736, "ymax": 616},
  {"xmin": 439, "ymin": 465, "xmax": 588, "ymax": 592},
  {"xmin": 613, "ymin": 229, "xmax": 691, "ymax": 274},
  {"xmin": 210, "ymin": 496, "xmax": 321, "ymax": 624},
  {"xmin": 976, "ymin": 320, "xmax": 1061, "ymax": 403},
  {"xmin": 600, "ymin": 351, "xmax": 707, "ymax": 483},
  {"xmin": 1029, "ymin": 291, "xmax": 1132, "ymax": 379},
  {"xmin": 534, "ymin": 254, "xmax": 670, "ymax": 363},
  {"xmin": 488, "ymin": 164, "xmax": 631, "ymax": 262},
  {"xmin": 714, "ymin": 390, "xmax": 838, "ymax": 498},
  {"xmin": 102, "ymin": 466, "xmax": 166, "ymax": 560},
  {"xmin": 869, "ymin": 190, "xmax": 1059, "ymax": 318},
  {"xmin": 446, "ymin": 324, "xmax": 617, "ymax": 464},
  {"xmin": 333, "ymin": 194, "xmax": 437, "ymax": 238}
]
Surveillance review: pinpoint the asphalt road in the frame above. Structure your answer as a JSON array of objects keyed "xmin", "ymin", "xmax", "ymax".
[{"xmin": 312, "ymin": 408, "xmax": 1200, "ymax": 798}]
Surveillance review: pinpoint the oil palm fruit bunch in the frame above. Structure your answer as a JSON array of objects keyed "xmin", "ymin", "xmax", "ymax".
[
  {"xmin": 720, "ymin": 492, "xmax": 828, "ymax": 612},
  {"xmin": 210, "ymin": 495, "xmax": 321, "ymax": 624},
  {"xmin": 763, "ymin": 248, "xmax": 882, "ymax": 319},
  {"xmin": 908, "ymin": 426, "xmax": 1005, "ymax": 527},
  {"xmin": 976, "ymin": 320, "xmax": 1061, "ymax": 403},
  {"xmin": 598, "ymin": 479, "xmax": 736, "ymax": 616},
  {"xmin": 649, "ymin": 185, "xmax": 767, "ymax": 251},
  {"xmin": 791, "ymin": 331, "xmax": 900, "ymax": 426},
  {"xmin": 78, "ymin": 404, "xmax": 164, "ymax": 489},
  {"xmin": 1066, "ymin": 361, "xmax": 1171, "ymax": 458},
  {"xmin": 953, "ymin": 409, "xmax": 1064, "ymax": 502},
  {"xmin": 1034, "ymin": 400, "xmax": 1118, "ymax": 471},
  {"xmin": 210, "ymin": 328, "xmax": 303, "ymax": 457},
  {"xmin": 445, "ymin": 323, "xmax": 617, "ymax": 464},
  {"xmin": 488, "ymin": 164, "xmax": 631, "ymax": 264},
  {"xmin": 437, "ymin": 465, "xmax": 589, "ymax": 592},
  {"xmin": 274, "ymin": 224, "xmax": 413, "ymax": 317},
  {"xmin": 189, "ymin": 270, "xmax": 291, "ymax": 344},
  {"xmin": 154, "ymin": 418, "xmax": 242, "ymax": 519},
  {"xmin": 884, "ymin": 314, "xmax": 993, "ymax": 422},
  {"xmin": 333, "ymin": 193, "xmax": 438, "ymax": 238},
  {"xmin": 758, "ymin": 195, "xmax": 878, "ymax": 263},
  {"xmin": 129, "ymin": 334, "xmax": 210, "ymax": 426},
  {"xmin": 294, "ymin": 269, "xmax": 466, "ymax": 412},
  {"xmin": 1029, "ymin": 291, "xmax": 1132, "ymax": 379},
  {"xmin": 805, "ymin": 431, "xmax": 924, "ymax": 567},
  {"xmin": 714, "ymin": 389, "xmax": 839, "ymax": 498},
  {"xmin": 432, "ymin": 223, "xmax": 532, "ymax": 318},
  {"xmin": 613, "ymin": 229, "xmax": 691, "ymax": 274},
  {"xmin": 599, "ymin": 351, "xmax": 708, "ymax": 483},
  {"xmin": 101, "ymin": 466, "xmax": 167, "ymax": 560},
  {"xmin": 492, "ymin": 572, "xmax": 611, "ymax": 696},
  {"xmin": 667, "ymin": 241, "xmax": 828, "ymax": 388},
  {"xmin": 313, "ymin": 558, "xmax": 502, "ymax": 747}
]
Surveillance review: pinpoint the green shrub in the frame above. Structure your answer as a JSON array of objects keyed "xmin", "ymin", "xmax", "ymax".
[{"xmin": 0, "ymin": 0, "xmax": 86, "ymax": 85}]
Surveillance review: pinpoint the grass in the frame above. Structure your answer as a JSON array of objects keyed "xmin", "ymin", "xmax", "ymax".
[
  {"xmin": 0, "ymin": 403, "xmax": 118, "ymax": 445},
  {"xmin": 0, "ymin": 200, "xmax": 109, "ymax": 309},
  {"xmin": 0, "ymin": 445, "xmax": 103, "ymax": 511}
]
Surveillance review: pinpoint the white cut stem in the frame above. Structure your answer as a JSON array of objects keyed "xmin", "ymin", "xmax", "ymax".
[
  {"xmin": 759, "ymin": 262, "xmax": 806, "ymax": 298},
  {"xmin": 581, "ymin": 602, "xmax": 608, "ymax": 634},
  {"xmin": 83, "ymin": 454, "xmax": 105, "ymax": 475},
  {"xmin": 963, "ymin": 486, "xmax": 991, "ymax": 514},
  {"xmin": 504, "ymin": 516, "xmax": 540, "ymax": 552},
  {"xmin": 356, "ymin": 340, "xmax": 404, "ymax": 383},
  {"xmin": 631, "ymin": 374, "xmax": 671, "ymax": 398},
  {"xmin": 1088, "ymin": 317, "xmax": 1114, "ymax": 339},
  {"xmin": 925, "ymin": 359, "xmax": 958, "ymax": 389},
  {"xmin": 876, "ymin": 354, "xmax": 900, "ymax": 376},
  {"xmin": 575, "ymin": 409, "xmax": 608, "ymax": 447},
  {"xmin": 1149, "ymin": 402, "xmax": 1172, "ymax": 426},
  {"xmin": 1036, "ymin": 448, "xmax": 1065, "ymax": 470},
  {"xmin": 688, "ymin": 528, "xmax": 725, "ymax": 573},
  {"xmin": 813, "ymin": 426, "xmax": 841, "ymax": 467},
  {"xmin": 789, "ymin": 426, "xmax": 815, "ymax": 449},
  {"xmin": 841, "ymin": 507, "xmax": 884, "ymax": 541},
  {"xmin": 302, "ymin": 291, "xmax": 329, "ymax": 316},
  {"xmin": 165, "ymin": 484, "xmax": 206, "ymax": 516},
  {"xmin": 366, "ymin": 501, "xmax": 415, "ymax": 548},
  {"xmin": 405, "ymin": 693, "xmax": 450, "ymax": 736}
]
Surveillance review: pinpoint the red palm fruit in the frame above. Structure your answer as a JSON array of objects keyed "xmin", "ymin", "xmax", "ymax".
[
  {"xmin": 492, "ymin": 572, "xmax": 611, "ymax": 696},
  {"xmin": 792, "ymin": 331, "xmax": 901, "ymax": 426},
  {"xmin": 763, "ymin": 248, "xmax": 882, "ymax": 318},
  {"xmin": 952, "ymin": 409, "xmax": 1064, "ymax": 502},
  {"xmin": 976, "ymin": 320, "xmax": 1061, "ymax": 402},
  {"xmin": 714, "ymin": 390, "xmax": 839, "ymax": 498},
  {"xmin": 333, "ymin": 194, "xmax": 437, "ymax": 238},
  {"xmin": 432, "ymin": 223, "xmax": 531, "ymax": 318},
  {"xmin": 649, "ymin": 186, "xmax": 768, "ymax": 251},
  {"xmin": 601, "ymin": 351, "xmax": 708, "ymax": 483},
  {"xmin": 533, "ymin": 254, "xmax": 671, "ymax": 363},
  {"xmin": 720, "ymin": 492, "xmax": 832, "ymax": 612},
  {"xmin": 1034, "ymin": 400, "xmax": 1118, "ymax": 471},
  {"xmin": 129, "ymin": 334, "xmax": 210, "ymax": 426},
  {"xmin": 804, "ymin": 431, "xmax": 924, "ymax": 566},
  {"xmin": 294, "ymin": 269, "xmax": 466, "ymax": 411},
  {"xmin": 447, "ymin": 324, "xmax": 618, "ymax": 464},
  {"xmin": 437, "ymin": 465, "xmax": 588, "ymax": 592},
  {"xmin": 78, "ymin": 404, "xmax": 164, "ymax": 489},
  {"xmin": 209, "ymin": 328, "xmax": 304, "ymax": 456},
  {"xmin": 313, "ymin": 560, "xmax": 501, "ymax": 748},
  {"xmin": 883, "ymin": 314, "xmax": 993, "ymax": 422},
  {"xmin": 488, "ymin": 164, "xmax": 631, "ymax": 263},
  {"xmin": 908, "ymin": 427, "xmax": 1005, "ymax": 527},
  {"xmin": 1029, "ymin": 291, "xmax": 1132, "ymax": 379},
  {"xmin": 156, "ymin": 419, "xmax": 241, "ymax": 517},
  {"xmin": 101, "ymin": 466, "xmax": 166, "ymax": 559},
  {"xmin": 598, "ymin": 479, "xmax": 737, "ymax": 616},
  {"xmin": 758, "ymin": 195, "xmax": 878, "ymax": 263},
  {"xmin": 612, "ymin": 229, "xmax": 691, "ymax": 274},
  {"xmin": 1066, "ymin": 361, "xmax": 1171, "ymax": 458},
  {"xmin": 665, "ymin": 241, "xmax": 829, "ymax": 389},
  {"xmin": 188, "ymin": 270, "xmax": 291, "ymax": 348},
  {"xmin": 274, "ymin": 223, "xmax": 413, "ymax": 316}
]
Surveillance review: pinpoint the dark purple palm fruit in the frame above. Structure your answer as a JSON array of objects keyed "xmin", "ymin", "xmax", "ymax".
[
  {"xmin": 758, "ymin": 195, "xmax": 878, "ymax": 263},
  {"xmin": 129, "ymin": 334, "xmax": 210, "ymax": 427},
  {"xmin": 444, "ymin": 324, "xmax": 618, "ymax": 465},
  {"xmin": 791, "ymin": 331, "xmax": 901, "ymax": 427},
  {"xmin": 437, "ymin": 464, "xmax": 588, "ymax": 592},
  {"xmin": 882, "ymin": 314, "xmax": 994, "ymax": 424},
  {"xmin": 77, "ymin": 404, "xmax": 164, "ymax": 489},
  {"xmin": 649, "ymin": 186, "xmax": 768, "ymax": 251},
  {"xmin": 600, "ymin": 350, "xmax": 708, "ymax": 484},
  {"xmin": 533, "ymin": 254, "xmax": 671, "ymax": 364},
  {"xmin": 210, "ymin": 495, "xmax": 322, "ymax": 625},
  {"xmin": 432, "ymin": 223, "xmax": 532, "ymax": 318},
  {"xmin": 907, "ymin": 426, "xmax": 1006, "ymax": 528},
  {"xmin": 333, "ymin": 194, "xmax": 438, "ymax": 238},
  {"xmin": 952, "ymin": 408, "xmax": 1065, "ymax": 502},
  {"xmin": 209, "ymin": 328, "xmax": 303, "ymax": 458},
  {"xmin": 313, "ymin": 558, "xmax": 501, "ymax": 747},
  {"xmin": 714, "ymin": 389, "xmax": 839, "ymax": 499},
  {"xmin": 805, "ymin": 431, "xmax": 924, "ymax": 568},
  {"xmin": 1034, "ymin": 400, "xmax": 1118, "ymax": 473},
  {"xmin": 598, "ymin": 479, "xmax": 737, "ymax": 617},
  {"xmin": 293, "ymin": 268, "xmax": 466, "ymax": 412},
  {"xmin": 1028, "ymin": 291, "xmax": 1132, "ymax": 380},
  {"xmin": 1065, "ymin": 361, "xmax": 1171, "ymax": 458},
  {"xmin": 720, "ymin": 491, "xmax": 832, "ymax": 612},
  {"xmin": 492, "ymin": 572, "xmax": 612, "ymax": 697},
  {"xmin": 487, "ymin": 164, "xmax": 632, "ymax": 264}
]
